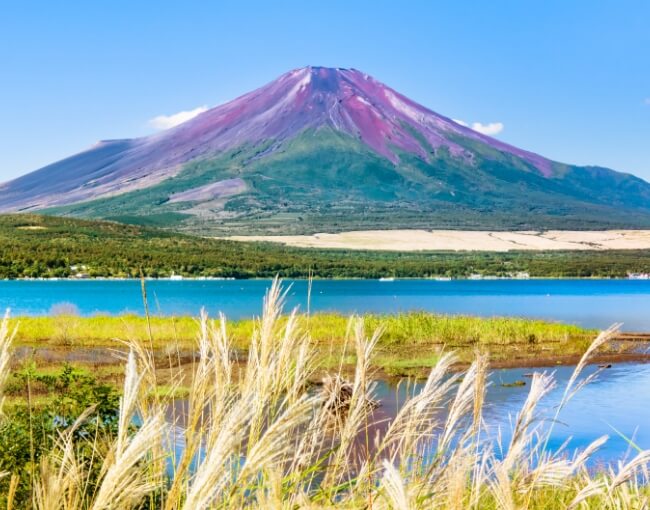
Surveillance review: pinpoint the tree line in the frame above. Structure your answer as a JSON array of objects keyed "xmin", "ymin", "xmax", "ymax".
[{"xmin": 2, "ymin": 214, "xmax": 650, "ymax": 279}]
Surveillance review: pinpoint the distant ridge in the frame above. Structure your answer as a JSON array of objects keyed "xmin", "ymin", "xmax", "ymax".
[{"xmin": 2, "ymin": 66, "xmax": 650, "ymax": 234}]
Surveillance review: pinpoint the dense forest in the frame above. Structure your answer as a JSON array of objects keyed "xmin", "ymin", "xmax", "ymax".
[{"xmin": 2, "ymin": 214, "xmax": 650, "ymax": 279}]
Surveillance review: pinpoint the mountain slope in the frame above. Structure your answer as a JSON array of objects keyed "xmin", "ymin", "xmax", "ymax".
[{"xmin": 2, "ymin": 66, "xmax": 650, "ymax": 233}]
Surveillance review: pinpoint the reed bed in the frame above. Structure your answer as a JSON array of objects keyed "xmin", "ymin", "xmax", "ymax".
[{"xmin": 0, "ymin": 278, "xmax": 648, "ymax": 509}]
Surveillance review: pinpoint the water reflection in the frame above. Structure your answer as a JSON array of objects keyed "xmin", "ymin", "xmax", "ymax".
[{"xmin": 163, "ymin": 362, "xmax": 650, "ymax": 469}]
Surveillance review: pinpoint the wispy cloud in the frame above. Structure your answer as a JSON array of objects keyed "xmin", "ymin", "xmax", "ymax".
[
  {"xmin": 149, "ymin": 105, "xmax": 209, "ymax": 130},
  {"xmin": 644, "ymin": 98, "xmax": 650, "ymax": 106},
  {"xmin": 453, "ymin": 118, "xmax": 504, "ymax": 136},
  {"xmin": 471, "ymin": 121, "xmax": 504, "ymax": 135}
]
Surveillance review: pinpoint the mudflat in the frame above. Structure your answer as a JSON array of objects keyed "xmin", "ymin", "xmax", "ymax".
[{"xmin": 226, "ymin": 229, "xmax": 650, "ymax": 252}]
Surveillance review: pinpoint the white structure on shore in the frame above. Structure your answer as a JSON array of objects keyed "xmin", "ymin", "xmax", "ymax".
[{"xmin": 628, "ymin": 272, "xmax": 650, "ymax": 280}]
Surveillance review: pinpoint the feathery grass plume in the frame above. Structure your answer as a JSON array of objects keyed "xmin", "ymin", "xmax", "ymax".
[
  {"xmin": 90, "ymin": 348, "xmax": 165, "ymax": 510},
  {"xmin": 180, "ymin": 396, "xmax": 254, "ymax": 509},
  {"xmin": 378, "ymin": 460, "xmax": 413, "ymax": 510},
  {"xmin": 520, "ymin": 435, "xmax": 608, "ymax": 493},
  {"xmin": 541, "ymin": 324, "xmax": 621, "ymax": 453},
  {"xmin": 286, "ymin": 371, "xmax": 353, "ymax": 499},
  {"xmin": 522, "ymin": 326, "xmax": 622, "ymax": 503},
  {"xmin": 245, "ymin": 276, "xmax": 287, "ymax": 386},
  {"xmin": 34, "ymin": 407, "xmax": 97, "ymax": 510},
  {"xmin": 228, "ymin": 394, "xmax": 321, "ymax": 507},
  {"xmin": 130, "ymin": 325, "xmax": 177, "ymax": 508},
  {"xmin": 468, "ymin": 448, "xmax": 491, "ymax": 509},
  {"xmin": 550, "ymin": 326, "xmax": 621, "ymax": 440},
  {"xmin": 411, "ymin": 359, "xmax": 486, "ymax": 508},
  {"xmin": 195, "ymin": 309, "xmax": 235, "ymax": 448},
  {"xmin": 438, "ymin": 359, "xmax": 481, "ymax": 455},
  {"xmin": 90, "ymin": 413, "xmax": 165, "ymax": 510},
  {"xmin": 488, "ymin": 372, "xmax": 556, "ymax": 507},
  {"xmin": 0, "ymin": 310, "xmax": 17, "ymax": 417},
  {"xmin": 433, "ymin": 357, "xmax": 489, "ymax": 510},
  {"xmin": 122, "ymin": 336, "xmax": 159, "ymax": 420},
  {"xmin": 212, "ymin": 311, "xmax": 234, "ymax": 392},
  {"xmin": 164, "ymin": 309, "xmax": 233, "ymax": 509},
  {"xmin": 471, "ymin": 352, "xmax": 488, "ymax": 439},
  {"xmin": 180, "ymin": 279, "xmax": 322, "ymax": 508},
  {"xmin": 505, "ymin": 372, "xmax": 556, "ymax": 469},
  {"xmin": 567, "ymin": 479, "xmax": 606, "ymax": 509},
  {"xmin": 608, "ymin": 449, "xmax": 650, "ymax": 491},
  {"xmin": 322, "ymin": 317, "xmax": 380, "ymax": 491},
  {"xmin": 601, "ymin": 453, "xmax": 650, "ymax": 509},
  {"xmin": 115, "ymin": 351, "xmax": 142, "ymax": 457},
  {"xmin": 371, "ymin": 352, "xmax": 458, "ymax": 466},
  {"xmin": 465, "ymin": 353, "xmax": 489, "ymax": 508},
  {"xmin": 241, "ymin": 279, "xmax": 307, "ymax": 444},
  {"xmin": 250, "ymin": 467, "xmax": 285, "ymax": 509}
]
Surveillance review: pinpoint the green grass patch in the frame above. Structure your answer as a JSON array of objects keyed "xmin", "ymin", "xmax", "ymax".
[{"xmin": 9, "ymin": 312, "xmax": 593, "ymax": 351}]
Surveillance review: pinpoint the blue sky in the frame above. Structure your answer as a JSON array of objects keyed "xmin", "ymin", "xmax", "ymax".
[{"xmin": 1, "ymin": 0, "xmax": 648, "ymax": 181}]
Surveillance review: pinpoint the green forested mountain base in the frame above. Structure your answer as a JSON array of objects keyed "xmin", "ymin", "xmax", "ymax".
[{"xmin": 42, "ymin": 129, "xmax": 650, "ymax": 234}]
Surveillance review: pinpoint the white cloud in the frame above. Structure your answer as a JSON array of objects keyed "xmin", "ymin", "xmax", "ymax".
[
  {"xmin": 453, "ymin": 118, "xmax": 504, "ymax": 136},
  {"xmin": 148, "ymin": 105, "xmax": 209, "ymax": 130},
  {"xmin": 470, "ymin": 121, "xmax": 504, "ymax": 136}
]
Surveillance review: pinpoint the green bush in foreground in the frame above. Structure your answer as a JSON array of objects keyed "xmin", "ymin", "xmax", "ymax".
[
  {"xmin": 0, "ymin": 282, "xmax": 648, "ymax": 509},
  {"xmin": 0, "ymin": 364, "xmax": 120, "ymax": 507}
]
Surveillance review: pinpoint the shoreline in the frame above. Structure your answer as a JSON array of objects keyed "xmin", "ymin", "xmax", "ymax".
[
  {"xmin": 3, "ymin": 275, "xmax": 649, "ymax": 282},
  {"xmin": 10, "ymin": 338, "xmax": 650, "ymax": 376},
  {"xmin": 365, "ymin": 353, "xmax": 650, "ymax": 380},
  {"xmin": 466, "ymin": 350, "xmax": 650, "ymax": 370}
]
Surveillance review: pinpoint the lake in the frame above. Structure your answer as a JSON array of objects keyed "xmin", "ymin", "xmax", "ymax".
[
  {"xmin": 1, "ymin": 278, "xmax": 650, "ymax": 330},
  {"xmin": 368, "ymin": 361, "xmax": 650, "ymax": 466}
]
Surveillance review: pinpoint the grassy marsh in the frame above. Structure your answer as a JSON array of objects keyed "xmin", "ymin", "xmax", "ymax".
[
  {"xmin": 8, "ymin": 312, "xmax": 601, "ymax": 380},
  {"xmin": 11, "ymin": 311, "xmax": 593, "ymax": 351}
]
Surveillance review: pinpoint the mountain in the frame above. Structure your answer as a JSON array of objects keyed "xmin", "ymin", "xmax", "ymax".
[{"xmin": 2, "ymin": 66, "xmax": 650, "ymax": 234}]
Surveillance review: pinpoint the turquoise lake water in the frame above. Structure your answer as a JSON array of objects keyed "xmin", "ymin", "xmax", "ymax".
[{"xmin": 1, "ymin": 279, "xmax": 650, "ymax": 330}]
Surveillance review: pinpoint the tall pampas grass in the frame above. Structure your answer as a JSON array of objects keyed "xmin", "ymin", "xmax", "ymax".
[
  {"xmin": 2, "ymin": 282, "xmax": 650, "ymax": 509},
  {"xmin": 0, "ymin": 310, "xmax": 17, "ymax": 417}
]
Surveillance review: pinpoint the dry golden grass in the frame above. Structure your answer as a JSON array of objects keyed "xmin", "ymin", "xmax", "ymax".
[{"xmin": 226, "ymin": 229, "xmax": 650, "ymax": 252}]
